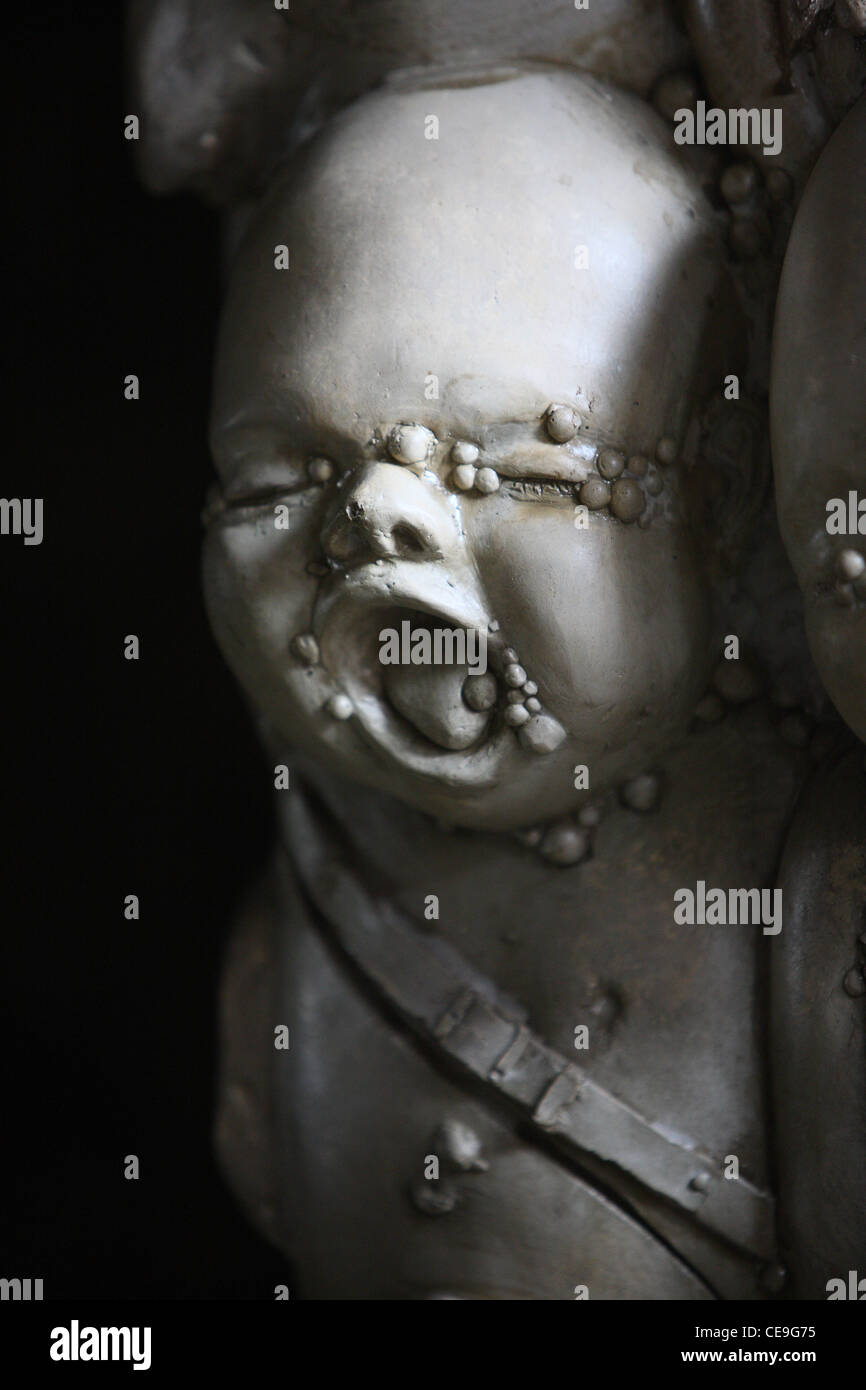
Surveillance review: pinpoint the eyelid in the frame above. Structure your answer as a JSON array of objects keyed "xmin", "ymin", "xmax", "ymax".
[
  {"xmin": 493, "ymin": 440, "xmax": 596, "ymax": 484},
  {"xmin": 222, "ymin": 459, "xmax": 310, "ymax": 503},
  {"xmin": 223, "ymin": 482, "xmax": 308, "ymax": 509}
]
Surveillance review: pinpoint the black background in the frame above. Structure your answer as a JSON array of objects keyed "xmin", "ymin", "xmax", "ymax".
[{"xmin": 2, "ymin": 4, "xmax": 289, "ymax": 1297}]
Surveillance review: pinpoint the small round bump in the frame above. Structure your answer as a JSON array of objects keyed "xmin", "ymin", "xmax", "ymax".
[
  {"xmin": 325, "ymin": 693, "xmax": 353, "ymax": 720},
  {"xmin": 655, "ymin": 437, "xmax": 677, "ymax": 467},
  {"xmin": 462, "ymin": 673, "xmax": 497, "ymax": 712},
  {"xmin": 504, "ymin": 663, "xmax": 528, "ymax": 687},
  {"xmin": 475, "ymin": 466, "xmax": 500, "ymax": 494},
  {"xmin": 291, "ymin": 633, "xmax": 320, "ymax": 665},
  {"xmin": 577, "ymin": 804, "xmax": 602, "ymax": 829},
  {"xmin": 504, "ymin": 703, "xmax": 530, "ymax": 728},
  {"xmin": 545, "ymin": 404, "xmax": 578, "ymax": 443},
  {"xmin": 843, "ymin": 967, "xmax": 865, "ymax": 998},
  {"xmin": 451, "ymin": 440, "xmax": 479, "ymax": 466},
  {"xmin": 620, "ymin": 772, "xmax": 663, "ymax": 813},
  {"xmin": 539, "ymin": 821, "xmax": 590, "ymax": 866},
  {"xmin": 720, "ymin": 161, "xmax": 758, "ymax": 205},
  {"xmin": 307, "ymin": 457, "xmax": 334, "ymax": 483},
  {"xmin": 688, "ymin": 1172, "xmax": 712, "ymax": 1195},
  {"xmin": 503, "ymin": 648, "xmax": 519, "ymax": 664},
  {"xmin": 517, "ymin": 713, "xmax": 566, "ymax": 754},
  {"xmin": 597, "ymin": 448, "xmax": 626, "ymax": 480},
  {"xmin": 506, "ymin": 689, "xmax": 525, "ymax": 704},
  {"xmin": 388, "ymin": 423, "xmax": 436, "ymax": 465},
  {"xmin": 834, "ymin": 583, "xmax": 855, "ymax": 607},
  {"xmin": 627, "ymin": 454, "xmax": 649, "ymax": 477},
  {"xmin": 610, "ymin": 478, "xmax": 646, "ymax": 523},
  {"xmin": 836, "ymin": 548, "xmax": 865, "ymax": 582},
  {"xmin": 522, "ymin": 680, "xmax": 538, "ymax": 696},
  {"xmin": 579, "ymin": 477, "xmax": 611, "ymax": 510},
  {"xmin": 431, "ymin": 1120, "xmax": 488, "ymax": 1173},
  {"xmin": 525, "ymin": 696, "xmax": 541, "ymax": 714},
  {"xmin": 452, "ymin": 463, "xmax": 477, "ymax": 491}
]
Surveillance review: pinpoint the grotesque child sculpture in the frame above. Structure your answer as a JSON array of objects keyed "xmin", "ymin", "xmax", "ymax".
[{"xmin": 202, "ymin": 66, "xmax": 865, "ymax": 1299}]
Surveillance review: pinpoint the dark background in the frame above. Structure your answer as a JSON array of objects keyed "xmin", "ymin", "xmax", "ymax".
[{"xmin": 2, "ymin": 5, "xmax": 289, "ymax": 1296}]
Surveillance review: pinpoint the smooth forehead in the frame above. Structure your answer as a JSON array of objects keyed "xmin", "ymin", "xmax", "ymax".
[{"xmin": 212, "ymin": 68, "xmax": 726, "ymax": 456}]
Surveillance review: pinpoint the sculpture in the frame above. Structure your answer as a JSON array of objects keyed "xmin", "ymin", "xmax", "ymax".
[{"xmin": 129, "ymin": 1, "xmax": 865, "ymax": 1299}]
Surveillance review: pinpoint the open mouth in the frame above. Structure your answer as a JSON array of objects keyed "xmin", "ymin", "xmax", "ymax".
[
  {"xmin": 312, "ymin": 570, "xmax": 515, "ymax": 785},
  {"xmin": 380, "ymin": 609, "xmax": 495, "ymax": 750}
]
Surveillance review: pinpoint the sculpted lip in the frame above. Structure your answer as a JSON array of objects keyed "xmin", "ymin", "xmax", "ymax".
[{"xmin": 311, "ymin": 564, "xmax": 514, "ymax": 783}]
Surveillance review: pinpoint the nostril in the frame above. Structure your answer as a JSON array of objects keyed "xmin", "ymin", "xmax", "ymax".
[
  {"xmin": 392, "ymin": 523, "xmax": 427, "ymax": 555},
  {"xmin": 324, "ymin": 516, "xmax": 367, "ymax": 564}
]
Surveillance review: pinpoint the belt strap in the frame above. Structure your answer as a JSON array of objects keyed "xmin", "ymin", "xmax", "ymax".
[{"xmin": 284, "ymin": 788, "xmax": 777, "ymax": 1261}]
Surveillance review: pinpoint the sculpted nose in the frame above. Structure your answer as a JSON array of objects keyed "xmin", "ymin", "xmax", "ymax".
[{"xmin": 322, "ymin": 462, "xmax": 459, "ymax": 566}]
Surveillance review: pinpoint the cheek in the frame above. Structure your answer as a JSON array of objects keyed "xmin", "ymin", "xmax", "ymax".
[
  {"xmin": 202, "ymin": 515, "xmax": 320, "ymax": 700},
  {"xmin": 467, "ymin": 501, "xmax": 709, "ymax": 724}
]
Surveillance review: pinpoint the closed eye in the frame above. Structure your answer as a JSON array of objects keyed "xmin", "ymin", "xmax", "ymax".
[
  {"xmin": 503, "ymin": 476, "xmax": 577, "ymax": 500},
  {"xmin": 224, "ymin": 482, "xmax": 312, "ymax": 509}
]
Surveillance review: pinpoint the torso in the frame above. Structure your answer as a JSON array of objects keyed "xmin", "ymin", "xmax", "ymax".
[{"xmin": 218, "ymin": 703, "xmax": 836, "ymax": 1298}]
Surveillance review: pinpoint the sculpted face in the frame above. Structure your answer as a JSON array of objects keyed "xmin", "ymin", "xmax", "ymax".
[{"xmin": 204, "ymin": 68, "xmax": 735, "ymax": 831}]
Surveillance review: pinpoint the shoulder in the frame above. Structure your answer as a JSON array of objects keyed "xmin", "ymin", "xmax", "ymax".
[{"xmin": 771, "ymin": 742, "xmax": 866, "ymax": 1298}]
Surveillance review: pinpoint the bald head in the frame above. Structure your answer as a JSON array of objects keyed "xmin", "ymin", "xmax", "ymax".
[{"xmin": 212, "ymin": 66, "xmax": 728, "ymax": 464}]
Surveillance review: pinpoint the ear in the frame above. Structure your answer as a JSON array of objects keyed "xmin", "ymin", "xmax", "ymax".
[{"xmin": 685, "ymin": 394, "xmax": 770, "ymax": 578}]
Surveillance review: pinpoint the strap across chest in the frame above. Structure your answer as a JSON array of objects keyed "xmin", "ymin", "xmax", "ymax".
[{"xmin": 284, "ymin": 786, "xmax": 777, "ymax": 1264}]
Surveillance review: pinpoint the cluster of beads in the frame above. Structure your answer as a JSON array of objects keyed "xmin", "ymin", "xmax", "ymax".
[
  {"xmin": 515, "ymin": 804, "xmax": 600, "ymax": 867},
  {"xmin": 694, "ymin": 651, "xmax": 841, "ymax": 760},
  {"xmin": 516, "ymin": 768, "xmax": 664, "ymax": 868},
  {"xmin": 449, "ymin": 440, "xmax": 501, "ymax": 494},
  {"xmin": 463, "ymin": 646, "xmax": 563, "ymax": 755},
  {"xmin": 544, "ymin": 404, "xmax": 674, "ymax": 526},
  {"xmin": 497, "ymin": 648, "xmax": 541, "ymax": 729},
  {"xmin": 382, "ymin": 424, "xmax": 505, "ymax": 494},
  {"xmin": 650, "ymin": 69, "xmax": 792, "ymax": 260},
  {"xmin": 323, "ymin": 417, "xmax": 680, "ymax": 524}
]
